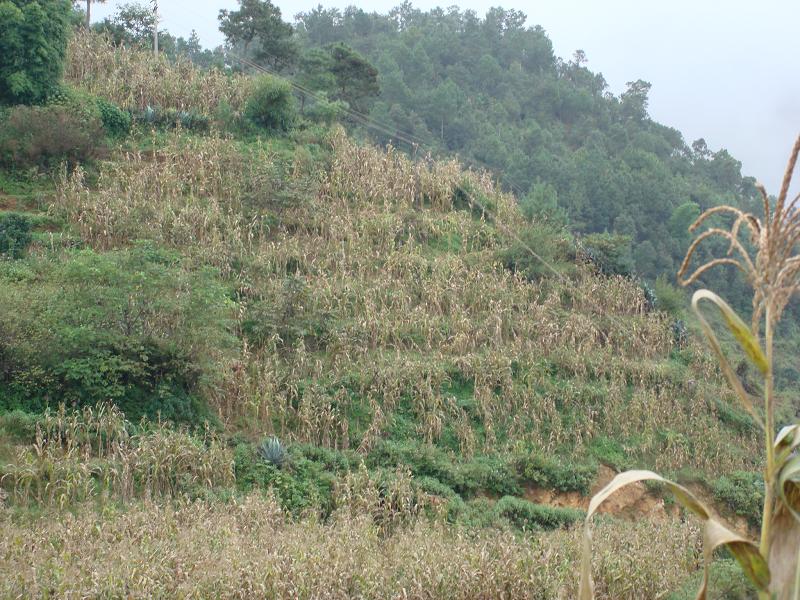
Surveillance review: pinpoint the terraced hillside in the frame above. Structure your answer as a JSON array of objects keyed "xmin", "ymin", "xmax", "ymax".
[{"xmin": 0, "ymin": 32, "xmax": 768, "ymax": 598}]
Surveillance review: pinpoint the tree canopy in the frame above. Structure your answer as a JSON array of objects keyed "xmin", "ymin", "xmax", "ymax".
[
  {"xmin": 0, "ymin": 0, "xmax": 72, "ymax": 105},
  {"xmin": 218, "ymin": 0, "xmax": 296, "ymax": 69}
]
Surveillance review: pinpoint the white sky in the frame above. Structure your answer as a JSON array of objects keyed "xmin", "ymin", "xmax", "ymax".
[{"xmin": 90, "ymin": 0, "xmax": 800, "ymax": 191}]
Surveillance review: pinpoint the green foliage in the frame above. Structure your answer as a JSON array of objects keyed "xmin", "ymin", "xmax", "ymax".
[
  {"xmin": 327, "ymin": 43, "xmax": 380, "ymax": 114},
  {"xmin": 0, "ymin": 212, "xmax": 32, "ymax": 258},
  {"xmin": 655, "ymin": 275, "xmax": 687, "ymax": 317},
  {"xmin": 579, "ymin": 233, "xmax": 634, "ymax": 277},
  {"xmin": 367, "ymin": 441, "xmax": 521, "ymax": 498},
  {"xmin": 95, "ymin": 98, "xmax": 132, "ymax": 136},
  {"xmin": 244, "ymin": 76, "xmax": 297, "ymax": 133},
  {"xmin": 218, "ymin": 0, "xmax": 296, "ymax": 69},
  {"xmin": 587, "ymin": 437, "xmax": 631, "ymax": 471},
  {"xmin": 0, "ymin": 0, "xmax": 72, "ymax": 105},
  {"xmin": 512, "ymin": 452, "xmax": 597, "ymax": 494},
  {"xmin": 0, "ymin": 104, "xmax": 103, "ymax": 169},
  {"xmin": 258, "ymin": 436, "xmax": 288, "ymax": 469},
  {"xmin": 494, "ymin": 495, "xmax": 584, "ymax": 531},
  {"xmin": 0, "ymin": 244, "xmax": 236, "ymax": 424},
  {"xmin": 0, "ymin": 409, "xmax": 38, "ymax": 443},
  {"xmin": 497, "ymin": 222, "xmax": 575, "ymax": 281},
  {"xmin": 712, "ymin": 471, "xmax": 764, "ymax": 526},
  {"xmin": 667, "ymin": 559, "xmax": 756, "ymax": 600},
  {"xmin": 233, "ymin": 442, "xmax": 335, "ymax": 515},
  {"xmin": 48, "ymin": 85, "xmax": 131, "ymax": 137}
]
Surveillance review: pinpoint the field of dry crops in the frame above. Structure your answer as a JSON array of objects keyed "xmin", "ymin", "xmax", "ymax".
[
  {"xmin": 0, "ymin": 36, "xmax": 768, "ymax": 599},
  {"xmin": 0, "ymin": 494, "xmax": 704, "ymax": 599}
]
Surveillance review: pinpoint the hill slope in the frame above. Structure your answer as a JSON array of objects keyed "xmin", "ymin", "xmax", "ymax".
[{"xmin": 0, "ymin": 30, "xmax": 764, "ymax": 598}]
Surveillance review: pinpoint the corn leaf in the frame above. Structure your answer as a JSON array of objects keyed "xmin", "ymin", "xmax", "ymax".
[
  {"xmin": 579, "ymin": 470, "xmax": 769, "ymax": 600},
  {"xmin": 692, "ymin": 290, "xmax": 766, "ymax": 429},
  {"xmin": 775, "ymin": 425, "xmax": 800, "ymax": 469}
]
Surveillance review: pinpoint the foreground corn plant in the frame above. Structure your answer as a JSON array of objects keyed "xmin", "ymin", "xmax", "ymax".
[{"xmin": 581, "ymin": 136, "xmax": 800, "ymax": 600}]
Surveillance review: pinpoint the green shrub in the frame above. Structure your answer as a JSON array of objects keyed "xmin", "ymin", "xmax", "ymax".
[
  {"xmin": 654, "ymin": 274, "xmax": 687, "ymax": 317},
  {"xmin": 244, "ymin": 75, "xmax": 297, "ymax": 132},
  {"xmin": 95, "ymin": 97, "xmax": 132, "ymax": 136},
  {"xmin": 0, "ymin": 105, "xmax": 103, "ymax": 169},
  {"xmin": 494, "ymin": 496, "xmax": 584, "ymax": 531},
  {"xmin": 0, "ymin": 0, "xmax": 72, "ymax": 105},
  {"xmin": 667, "ymin": 559, "xmax": 756, "ymax": 600},
  {"xmin": 234, "ymin": 442, "xmax": 335, "ymax": 515},
  {"xmin": 579, "ymin": 232, "xmax": 634, "ymax": 277},
  {"xmin": 0, "ymin": 245, "xmax": 236, "ymax": 424},
  {"xmin": 368, "ymin": 440, "xmax": 460, "ymax": 490},
  {"xmin": 457, "ymin": 455, "xmax": 521, "ymax": 497},
  {"xmin": 0, "ymin": 212, "xmax": 32, "ymax": 258},
  {"xmin": 0, "ymin": 409, "xmax": 38, "ymax": 442},
  {"xmin": 513, "ymin": 453, "xmax": 596, "ymax": 494},
  {"xmin": 712, "ymin": 471, "xmax": 764, "ymax": 526},
  {"xmin": 497, "ymin": 222, "xmax": 575, "ymax": 281}
]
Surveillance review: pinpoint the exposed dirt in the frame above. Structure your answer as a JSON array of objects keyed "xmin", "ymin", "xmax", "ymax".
[
  {"xmin": 0, "ymin": 193, "xmax": 18, "ymax": 210},
  {"xmin": 525, "ymin": 465, "xmax": 678, "ymax": 521},
  {"xmin": 524, "ymin": 465, "xmax": 754, "ymax": 537}
]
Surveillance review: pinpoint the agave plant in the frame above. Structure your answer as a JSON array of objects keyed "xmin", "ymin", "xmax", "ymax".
[
  {"xmin": 581, "ymin": 136, "xmax": 800, "ymax": 600},
  {"xmin": 258, "ymin": 436, "xmax": 288, "ymax": 469}
]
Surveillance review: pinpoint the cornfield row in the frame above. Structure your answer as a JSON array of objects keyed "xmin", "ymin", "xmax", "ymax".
[{"xmin": 0, "ymin": 492, "xmax": 703, "ymax": 599}]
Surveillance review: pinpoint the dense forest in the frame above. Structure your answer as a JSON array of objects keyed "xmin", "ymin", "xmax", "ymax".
[{"xmin": 0, "ymin": 0, "xmax": 797, "ymax": 597}]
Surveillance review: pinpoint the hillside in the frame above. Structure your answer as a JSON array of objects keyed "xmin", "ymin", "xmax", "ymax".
[
  {"xmin": 291, "ymin": 6, "xmax": 759, "ymax": 297},
  {"xmin": 0, "ymin": 21, "xmax": 774, "ymax": 600}
]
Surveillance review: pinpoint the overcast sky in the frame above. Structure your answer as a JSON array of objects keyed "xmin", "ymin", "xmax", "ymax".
[{"xmin": 90, "ymin": 0, "xmax": 799, "ymax": 191}]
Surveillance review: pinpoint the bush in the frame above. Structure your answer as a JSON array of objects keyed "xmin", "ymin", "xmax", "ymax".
[
  {"xmin": 0, "ymin": 105, "xmax": 103, "ymax": 169},
  {"xmin": 244, "ymin": 76, "xmax": 296, "ymax": 132},
  {"xmin": 579, "ymin": 232, "xmax": 634, "ymax": 277},
  {"xmin": 494, "ymin": 496, "xmax": 584, "ymax": 531},
  {"xmin": 654, "ymin": 274, "xmax": 687, "ymax": 317},
  {"xmin": 497, "ymin": 222, "xmax": 575, "ymax": 281},
  {"xmin": 0, "ymin": 245, "xmax": 236, "ymax": 424},
  {"xmin": 513, "ymin": 452, "xmax": 596, "ymax": 494},
  {"xmin": 0, "ymin": 212, "xmax": 33, "ymax": 258},
  {"xmin": 712, "ymin": 471, "xmax": 764, "ymax": 526},
  {"xmin": 668, "ymin": 559, "xmax": 756, "ymax": 600},
  {"xmin": 96, "ymin": 97, "xmax": 132, "ymax": 136},
  {"xmin": 0, "ymin": 0, "xmax": 72, "ymax": 105}
]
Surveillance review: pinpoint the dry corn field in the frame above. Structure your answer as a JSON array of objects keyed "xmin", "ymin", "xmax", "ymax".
[
  {"xmin": 0, "ymin": 494, "xmax": 703, "ymax": 599},
  {"xmin": 52, "ymin": 126, "xmax": 762, "ymax": 474},
  {"xmin": 65, "ymin": 31, "xmax": 252, "ymax": 114},
  {"xmin": 0, "ymin": 39, "xmax": 772, "ymax": 598}
]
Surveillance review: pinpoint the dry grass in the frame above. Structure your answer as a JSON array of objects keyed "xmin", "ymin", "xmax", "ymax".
[
  {"xmin": 51, "ymin": 124, "xmax": 763, "ymax": 474},
  {"xmin": 65, "ymin": 31, "xmax": 252, "ymax": 114},
  {"xmin": 0, "ymin": 493, "xmax": 702, "ymax": 599},
  {"xmin": 0, "ymin": 405, "xmax": 233, "ymax": 506}
]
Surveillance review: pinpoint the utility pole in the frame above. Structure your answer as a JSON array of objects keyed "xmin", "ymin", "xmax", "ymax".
[{"xmin": 152, "ymin": 0, "xmax": 159, "ymax": 56}]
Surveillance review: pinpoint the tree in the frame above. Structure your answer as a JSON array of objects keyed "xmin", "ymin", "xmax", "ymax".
[
  {"xmin": 95, "ymin": 1, "xmax": 156, "ymax": 47},
  {"xmin": 74, "ymin": 0, "xmax": 107, "ymax": 29},
  {"xmin": 620, "ymin": 79, "xmax": 652, "ymax": 120},
  {"xmin": 328, "ymin": 43, "xmax": 379, "ymax": 113},
  {"xmin": 0, "ymin": 0, "xmax": 72, "ymax": 105},
  {"xmin": 295, "ymin": 47, "xmax": 335, "ymax": 112},
  {"xmin": 218, "ymin": 0, "xmax": 296, "ymax": 69}
]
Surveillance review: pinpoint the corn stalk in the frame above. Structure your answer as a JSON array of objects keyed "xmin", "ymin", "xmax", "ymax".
[{"xmin": 581, "ymin": 135, "xmax": 800, "ymax": 599}]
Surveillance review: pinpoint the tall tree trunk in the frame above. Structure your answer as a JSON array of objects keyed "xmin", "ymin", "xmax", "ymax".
[{"xmin": 85, "ymin": 0, "xmax": 91, "ymax": 29}]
